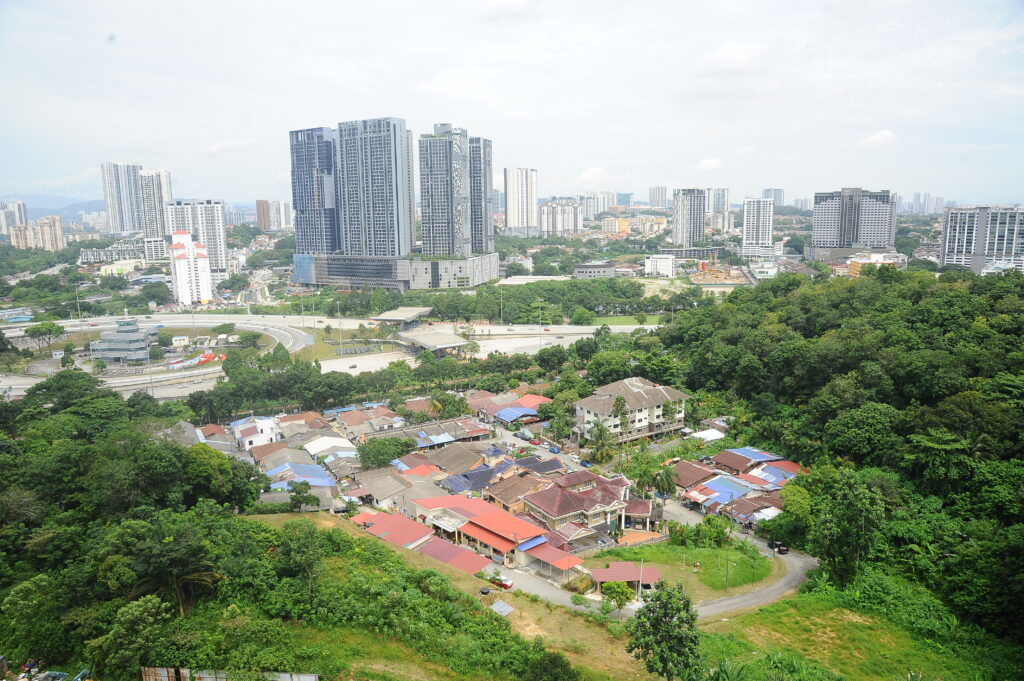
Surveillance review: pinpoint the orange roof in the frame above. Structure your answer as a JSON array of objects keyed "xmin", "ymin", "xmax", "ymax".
[
  {"xmin": 469, "ymin": 510, "xmax": 545, "ymax": 543},
  {"xmin": 250, "ymin": 440, "xmax": 288, "ymax": 461},
  {"xmin": 279, "ymin": 411, "xmax": 324, "ymax": 424},
  {"xmin": 168, "ymin": 243, "xmax": 185, "ymax": 249},
  {"xmin": 402, "ymin": 464, "xmax": 441, "ymax": 477},
  {"xmin": 199, "ymin": 423, "xmax": 226, "ymax": 436},
  {"xmin": 525, "ymin": 542, "xmax": 583, "ymax": 570},
  {"xmin": 460, "ymin": 521, "xmax": 516, "ymax": 553},
  {"xmin": 516, "ymin": 393, "xmax": 552, "ymax": 410},
  {"xmin": 172, "ymin": 230, "xmax": 190, "ymax": 235},
  {"xmin": 351, "ymin": 511, "xmax": 433, "ymax": 548},
  {"xmin": 415, "ymin": 495, "xmax": 497, "ymax": 518}
]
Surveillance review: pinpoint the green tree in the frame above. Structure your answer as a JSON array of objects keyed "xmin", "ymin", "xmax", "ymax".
[
  {"xmin": 505, "ymin": 262, "xmax": 529, "ymax": 277},
  {"xmin": 536, "ymin": 345, "xmax": 568, "ymax": 372},
  {"xmin": 87, "ymin": 595, "xmax": 171, "ymax": 676},
  {"xmin": 211, "ymin": 322, "xmax": 236, "ymax": 335},
  {"xmin": 602, "ymin": 580, "xmax": 634, "ymax": 616},
  {"xmin": 807, "ymin": 475, "xmax": 885, "ymax": 586},
  {"xmin": 238, "ymin": 330, "xmax": 262, "ymax": 348},
  {"xmin": 25, "ymin": 320, "xmax": 65, "ymax": 351},
  {"xmin": 613, "ymin": 394, "xmax": 630, "ymax": 433},
  {"xmin": 524, "ymin": 646, "xmax": 581, "ymax": 681},
  {"xmin": 571, "ymin": 307, "xmax": 597, "ymax": 325},
  {"xmin": 636, "ymin": 310, "xmax": 648, "ymax": 325},
  {"xmin": 149, "ymin": 345, "xmax": 165, "ymax": 360},
  {"xmin": 24, "ymin": 369, "xmax": 105, "ymax": 410},
  {"xmin": 287, "ymin": 480, "xmax": 320, "ymax": 510},
  {"xmin": 626, "ymin": 580, "xmax": 704, "ymax": 681},
  {"xmin": 357, "ymin": 437, "xmax": 416, "ymax": 470},
  {"xmin": 587, "ymin": 421, "xmax": 617, "ymax": 464}
]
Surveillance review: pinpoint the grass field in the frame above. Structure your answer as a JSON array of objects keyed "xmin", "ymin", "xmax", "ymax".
[
  {"xmin": 585, "ymin": 543, "xmax": 777, "ymax": 602},
  {"xmin": 594, "ymin": 315, "xmax": 642, "ymax": 326},
  {"xmin": 293, "ymin": 327, "xmax": 401, "ymax": 362}
]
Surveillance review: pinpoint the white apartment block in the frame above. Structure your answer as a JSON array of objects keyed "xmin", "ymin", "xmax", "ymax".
[
  {"xmin": 672, "ymin": 189, "xmax": 706, "ymax": 247},
  {"xmin": 101, "ymin": 161, "xmax": 144, "ymax": 233},
  {"xmin": 741, "ymin": 197, "xmax": 775, "ymax": 258},
  {"xmin": 941, "ymin": 206, "xmax": 1024, "ymax": 274},
  {"xmin": 812, "ymin": 188, "xmax": 895, "ymax": 250},
  {"xmin": 649, "ymin": 186, "xmax": 667, "ymax": 208},
  {"xmin": 165, "ymin": 199, "xmax": 228, "ymax": 282},
  {"xmin": 762, "ymin": 188, "xmax": 785, "ymax": 207},
  {"xmin": 644, "ymin": 254, "xmax": 675, "ymax": 277},
  {"xmin": 539, "ymin": 198, "xmax": 583, "ymax": 236},
  {"xmin": 139, "ymin": 169, "xmax": 173, "ymax": 238},
  {"xmin": 169, "ymin": 230, "xmax": 213, "ymax": 305},
  {"xmin": 0, "ymin": 201, "xmax": 28, "ymax": 235},
  {"xmin": 504, "ymin": 168, "xmax": 538, "ymax": 235},
  {"xmin": 574, "ymin": 377, "xmax": 690, "ymax": 444},
  {"xmin": 704, "ymin": 187, "xmax": 730, "ymax": 214},
  {"xmin": 580, "ymin": 192, "xmax": 610, "ymax": 220}
]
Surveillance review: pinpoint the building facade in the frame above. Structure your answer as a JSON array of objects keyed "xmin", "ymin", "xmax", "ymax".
[
  {"xmin": 90, "ymin": 320, "xmax": 158, "ymax": 362},
  {"xmin": 940, "ymin": 206, "xmax": 1024, "ymax": 273},
  {"xmin": 704, "ymin": 187, "xmax": 730, "ymax": 214},
  {"xmin": 168, "ymin": 230, "xmax": 213, "ymax": 305},
  {"xmin": 762, "ymin": 188, "xmax": 785, "ymax": 207},
  {"xmin": 292, "ymin": 252, "xmax": 498, "ymax": 291},
  {"xmin": 419, "ymin": 124, "xmax": 471, "ymax": 257},
  {"xmin": 574, "ymin": 377, "xmax": 690, "ymax": 443},
  {"xmin": 580, "ymin": 192, "xmax": 609, "ymax": 220},
  {"xmin": 644, "ymin": 254, "xmax": 675, "ymax": 277},
  {"xmin": 139, "ymin": 169, "xmax": 173, "ymax": 238},
  {"xmin": 649, "ymin": 186, "xmax": 667, "ymax": 208},
  {"xmin": 741, "ymin": 197, "xmax": 774, "ymax": 258},
  {"xmin": 811, "ymin": 188, "xmax": 895, "ymax": 257},
  {"xmin": 672, "ymin": 188, "xmax": 706, "ymax": 247},
  {"xmin": 9, "ymin": 216, "xmax": 65, "ymax": 251},
  {"xmin": 165, "ymin": 199, "xmax": 228, "ymax": 282},
  {"xmin": 289, "ymin": 127, "xmax": 338, "ymax": 255},
  {"xmin": 101, "ymin": 161, "xmax": 144, "ymax": 233},
  {"xmin": 468, "ymin": 136, "xmax": 494, "ymax": 253},
  {"xmin": 0, "ymin": 201, "xmax": 28, "ymax": 235},
  {"xmin": 539, "ymin": 198, "xmax": 583, "ymax": 236},
  {"xmin": 504, "ymin": 168, "xmax": 538, "ymax": 236}
]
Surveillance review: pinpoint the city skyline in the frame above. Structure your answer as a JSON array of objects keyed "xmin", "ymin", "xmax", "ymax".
[{"xmin": 2, "ymin": 1, "xmax": 1022, "ymax": 205}]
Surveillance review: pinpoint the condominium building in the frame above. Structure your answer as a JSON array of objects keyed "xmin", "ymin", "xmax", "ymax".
[
  {"xmin": 469, "ymin": 136, "xmax": 494, "ymax": 253},
  {"xmin": 580, "ymin": 192, "xmax": 609, "ymax": 220},
  {"xmin": 811, "ymin": 188, "xmax": 895, "ymax": 259},
  {"xmin": 101, "ymin": 161, "xmax": 144, "ymax": 233},
  {"xmin": 168, "ymin": 230, "xmax": 213, "ymax": 305},
  {"xmin": 0, "ymin": 201, "xmax": 28, "ymax": 235},
  {"xmin": 649, "ymin": 186, "xmax": 667, "ymax": 209},
  {"xmin": 741, "ymin": 197, "xmax": 776, "ymax": 258},
  {"xmin": 290, "ymin": 126, "xmax": 339, "ymax": 255},
  {"xmin": 336, "ymin": 117, "xmax": 413, "ymax": 257},
  {"xmin": 704, "ymin": 187, "xmax": 730, "ymax": 214},
  {"xmin": 419, "ymin": 124, "xmax": 471, "ymax": 257},
  {"xmin": 9, "ymin": 216, "xmax": 66, "ymax": 251},
  {"xmin": 762, "ymin": 188, "xmax": 785, "ymax": 207},
  {"xmin": 574, "ymin": 377, "xmax": 690, "ymax": 444},
  {"xmin": 256, "ymin": 199, "xmax": 293, "ymax": 232},
  {"xmin": 940, "ymin": 206, "xmax": 1024, "ymax": 274},
  {"xmin": 672, "ymin": 189, "xmax": 706, "ymax": 247},
  {"xmin": 165, "ymin": 199, "xmax": 228, "ymax": 283},
  {"xmin": 616, "ymin": 192, "xmax": 633, "ymax": 207},
  {"xmin": 539, "ymin": 198, "xmax": 583, "ymax": 237},
  {"xmin": 504, "ymin": 168, "xmax": 538, "ymax": 236},
  {"xmin": 139, "ymin": 169, "xmax": 173, "ymax": 238}
]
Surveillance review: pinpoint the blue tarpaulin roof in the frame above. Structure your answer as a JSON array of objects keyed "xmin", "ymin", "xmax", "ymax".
[
  {"xmin": 754, "ymin": 465, "xmax": 796, "ymax": 485},
  {"xmin": 495, "ymin": 406, "xmax": 537, "ymax": 423},
  {"xmin": 702, "ymin": 475, "xmax": 754, "ymax": 503},
  {"xmin": 726, "ymin": 447, "xmax": 781, "ymax": 462},
  {"xmin": 516, "ymin": 535, "xmax": 547, "ymax": 551},
  {"xmin": 267, "ymin": 462, "xmax": 330, "ymax": 478},
  {"xmin": 324, "ymin": 405, "xmax": 358, "ymax": 415}
]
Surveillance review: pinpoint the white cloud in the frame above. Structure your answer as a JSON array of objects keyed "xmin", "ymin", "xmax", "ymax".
[
  {"xmin": 735, "ymin": 146, "xmax": 754, "ymax": 155},
  {"xmin": 692, "ymin": 158, "xmax": 724, "ymax": 170},
  {"xmin": 860, "ymin": 129, "xmax": 898, "ymax": 147}
]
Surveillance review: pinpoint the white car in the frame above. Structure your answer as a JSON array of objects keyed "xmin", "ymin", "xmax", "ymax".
[{"xmin": 571, "ymin": 454, "xmax": 581, "ymax": 463}]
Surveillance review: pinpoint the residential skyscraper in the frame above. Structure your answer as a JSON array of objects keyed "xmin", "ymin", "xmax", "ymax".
[
  {"xmin": 468, "ymin": 136, "xmax": 494, "ymax": 253},
  {"xmin": 941, "ymin": 206, "xmax": 1024, "ymax": 273},
  {"xmin": 811, "ymin": 188, "xmax": 895, "ymax": 255},
  {"xmin": 762, "ymin": 188, "xmax": 785, "ymax": 207},
  {"xmin": 649, "ymin": 186, "xmax": 667, "ymax": 208},
  {"xmin": 419, "ymin": 124, "xmax": 471, "ymax": 257},
  {"xmin": 168, "ymin": 230, "xmax": 213, "ymax": 305},
  {"xmin": 616, "ymin": 192, "xmax": 633, "ymax": 207},
  {"xmin": 9, "ymin": 216, "xmax": 65, "ymax": 251},
  {"xmin": 741, "ymin": 197, "xmax": 776, "ymax": 258},
  {"xmin": 580, "ymin": 192, "xmax": 609, "ymax": 220},
  {"xmin": 336, "ymin": 117, "xmax": 413, "ymax": 257},
  {"xmin": 704, "ymin": 188, "xmax": 730, "ymax": 214},
  {"xmin": 101, "ymin": 161, "xmax": 144, "ymax": 233},
  {"xmin": 139, "ymin": 169, "xmax": 173, "ymax": 238},
  {"xmin": 289, "ymin": 126, "xmax": 338, "ymax": 255},
  {"xmin": 672, "ymin": 189, "xmax": 706, "ymax": 247},
  {"xmin": 539, "ymin": 198, "xmax": 583, "ymax": 236},
  {"xmin": 256, "ymin": 199, "xmax": 274, "ymax": 232},
  {"xmin": 491, "ymin": 189, "xmax": 505, "ymax": 213},
  {"xmin": 165, "ymin": 199, "xmax": 228, "ymax": 282},
  {"xmin": 505, "ymin": 168, "xmax": 538, "ymax": 236},
  {"xmin": 0, "ymin": 201, "xmax": 27, "ymax": 236}
]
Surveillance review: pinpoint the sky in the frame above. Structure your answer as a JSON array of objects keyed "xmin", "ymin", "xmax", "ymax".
[{"xmin": 1, "ymin": 0, "xmax": 1023, "ymax": 206}]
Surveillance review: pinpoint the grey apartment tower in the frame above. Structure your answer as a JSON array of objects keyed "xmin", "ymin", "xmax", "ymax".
[
  {"xmin": 469, "ymin": 136, "xmax": 494, "ymax": 253},
  {"xmin": 419, "ymin": 124, "xmax": 471, "ymax": 257}
]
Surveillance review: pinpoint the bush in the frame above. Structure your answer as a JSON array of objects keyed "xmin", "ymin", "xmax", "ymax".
[
  {"xmin": 569, "ymin": 593, "xmax": 590, "ymax": 608},
  {"xmin": 564, "ymin": 575, "xmax": 594, "ymax": 594}
]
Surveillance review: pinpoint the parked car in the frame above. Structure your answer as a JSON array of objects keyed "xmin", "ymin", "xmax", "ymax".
[
  {"xmin": 556, "ymin": 335, "xmax": 564, "ymax": 339},
  {"xmin": 776, "ymin": 545, "xmax": 790, "ymax": 554},
  {"xmin": 543, "ymin": 327, "xmax": 551, "ymax": 331},
  {"xmin": 549, "ymin": 446, "xmax": 561, "ymax": 454},
  {"xmin": 348, "ymin": 364, "xmax": 357, "ymax": 369},
  {"xmin": 571, "ymin": 454, "xmax": 581, "ymax": 463},
  {"xmin": 529, "ymin": 439, "xmax": 541, "ymax": 445},
  {"xmin": 489, "ymin": 576, "xmax": 514, "ymax": 590},
  {"xmin": 580, "ymin": 460, "xmax": 594, "ymax": 468},
  {"xmin": 514, "ymin": 432, "xmax": 527, "ymax": 439}
]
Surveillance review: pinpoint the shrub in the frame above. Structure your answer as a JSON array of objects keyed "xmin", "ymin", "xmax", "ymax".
[{"xmin": 564, "ymin": 575, "xmax": 594, "ymax": 594}]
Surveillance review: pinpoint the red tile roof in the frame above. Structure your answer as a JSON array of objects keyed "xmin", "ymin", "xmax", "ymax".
[
  {"xmin": 415, "ymin": 536, "xmax": 491, "ymax": 574},
  {"xmin": 239, "ymin": 426, "xmax": 259, "ymax": 438},
  {"xmin": 712, "ymin": 450, "xmax": 755, "ymax": 473},
  {"xmin": 554, "ymin": 471, "xmax": 601, "ymax": 487},
  {"xmin": 199, "ymin": 424, "xmax": 226, "ymax": 436},
  {"xmin": 250, "ymin": 440, "xmax": 288, "ymax": 461},
  {"xmin": 414, "ymin": 495, "xmax": 497, "ymax": 518},
  {"xmin": 515, "ymin": 393, "xmax": 552, "ymax": 410},
  {"xmin": 769, "ymin": 460, "xmax": 808, "ymax": 474},
  {"xmin": 460, "ymin": 521, "xmax": 517, "ymax": 553},
  {"xmin": 672, "ymin": 460, "xmax": 716, "ymax": 488},
  {"xmin": 592, "ymin": 561, "xmax": 661, "ymax": 585},
  {"xmin": 625, "ymin": 499, "xmax": 652, "ymax": 516},
  {"xmin": 469, "ymin": 511, "xmax": 546, "ymax": 543},
  {"xmin": 402, "ymin": 464, "xmax": 442, "ymax": 477},
  {"xmin": 279, "ymin": 411, "xmax": 324, "ymax": 424},
  {"xmin": 525, "ymin": 542, "xmax": 583, "ymax": 570},
  {"xmin": 351, "ymin": 511, "xmax": 433, "ymax": 548}
]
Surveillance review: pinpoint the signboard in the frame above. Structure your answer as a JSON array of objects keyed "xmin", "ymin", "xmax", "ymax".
[{"xmin": 304, "ymin": 334, "xmax": 314, "ymax": 347}]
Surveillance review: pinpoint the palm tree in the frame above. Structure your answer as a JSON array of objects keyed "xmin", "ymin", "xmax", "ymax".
[
  {"xmin": 588, "ymin": 422, "xmax": 616, "ymax": 464},
  {"xmin": 653, "ymin": 466, "xmax": 679, "ymax": 508}
]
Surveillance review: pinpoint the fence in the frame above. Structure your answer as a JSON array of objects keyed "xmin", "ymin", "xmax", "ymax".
[
  {"xmin": 568, "ymin": 532, "xmax": 669, "ymax": 559},
  {"xmin": 142, "ymin": 668, "xmax": 318, "ymax": 681}
]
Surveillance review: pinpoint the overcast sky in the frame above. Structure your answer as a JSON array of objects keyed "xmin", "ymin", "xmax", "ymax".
[{"xmin": 2, "ymin": 0, "xmax": 1022, "ymax": 206}]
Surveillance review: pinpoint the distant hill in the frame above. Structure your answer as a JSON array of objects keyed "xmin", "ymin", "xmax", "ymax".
[{"xmin": 2, "ymin": 195, "xmax": 106, "ymax": 221}]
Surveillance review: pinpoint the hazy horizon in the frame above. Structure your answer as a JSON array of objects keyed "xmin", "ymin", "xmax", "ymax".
[{"xmin": 2, "ymin": 0, "xmax": 1022, "ymax": 206}]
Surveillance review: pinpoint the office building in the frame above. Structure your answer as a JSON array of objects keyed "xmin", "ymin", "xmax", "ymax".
[
  {"xmin": 291, "ymin": 252, "xmax": 498, "ymax": 291},
  {"xmin": 290, "ymin": 126, "xmax": 339, "ymax": 255},
  {"xmin": 168, "ymin": 230, "xmax": 213, "ymax": 305},
  {"xmin": 580, "ymin": 192, "xmax": 609, "ymax": 220},
  {"xmin": 165, "ymin": 199, "xmax": 228, "ymax": 282},
  {"xmin": 741, "ymin": 197, "xmax": 779, "ymax": 259},
  {"xmin": 616, "ymin": 192, "xmax": 633, "ymax": 207},
  {"xmin": 0, "ymin": 201, "xmax": 28, "ymax": 235},
  {"xmin": 941, "ymin": 206, "xmax": 1024, "ymax": 274},
  {"xmin": 539, "ymin": 198, "xmax": 583, "ymax": 237},
  {"xmin": 505, "ymin": 168, "xmax": 538, "ymax": 236},
  {"xmin": 672, "ymin": 189, "xmax": 706, "ymax": 247},
  {"xmin": 336, "ymin": 117, "xmax": 413, "ymax": 257},
  {"xmin": 419, "ymin": 124, "xmax": 471, "ymax": 257},
  {"xmin": 762, "ymin": 188, "xmax": 784, "ymax": 207},
  {"xmin": 468, "ymin": 136, "xmax": 494, "ymax": 253},
  {"xmin": 810, "ymin": 188, "xmax": 896, "ymax": 260},
  {"xmin": 90, "ymin": 320, "xmax": 158, "ymax": 363},
  {"xmin": 644, "ymin": 254, "xmax": 675, "ymax": 277},
  {"xmin": 101, "ymin": 162, "xmax": 144, "ymax": 233},
  {"xmin": 932, "ymin": 196, "xmax": 945, "ymax": 214},
  {"xmin": 649, "ymin": 186, "xmax": 667, "ymax": 209},
  {"xmin": 9, "ymin": 216, "xmax": 66, "ymax": 251},
  {"xmin": 139, "ymin": 169, "xmax": 173, "ymax": 238}
]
